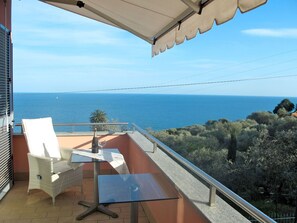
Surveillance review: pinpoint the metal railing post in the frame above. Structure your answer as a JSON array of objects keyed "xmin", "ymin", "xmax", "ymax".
[
  {"xmin": 132, "ymin": 125, "xmax": 136, "ymax": 133},
  {"xmin": 209, "ymin": 185, "xmax": 216, "ymax": 207},
  {"xmin": 153, "ymin": 142, "xmax": 157, "ymax": 153}
]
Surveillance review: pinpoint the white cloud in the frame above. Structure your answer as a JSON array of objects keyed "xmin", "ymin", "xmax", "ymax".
[
  {"xmin": 14, "ymin": 26, "xmax": 125, "ymax": 47},
  {"xmin": 242, "ymin": 28, "xmax": 297, "ymax": 38},
  {"xmin": 13, "ymin": 0, "xmax": 100, "ymax": 26},
  {"xmin": 12, "ymin": 0, "xmax": 146, "ymax": 48},
  {"xmin": 13, "ymin": 48, "xmax": 135, "ymax": 69}
]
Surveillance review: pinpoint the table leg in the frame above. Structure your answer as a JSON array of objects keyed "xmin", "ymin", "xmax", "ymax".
[
  {"xmin": 76, "ymin": 202, "xmax": 118, "ymax": 220},
  {"xmin": 76, "ymin": 161, "xmax": 118, "ymax": 220},
  {"xmin": 76, "ymin": 203, "xmax": 97, "ymax": 220},
  {"xmin": 131, "ymin": 202, "xmax": 138, "ymax": 223}
]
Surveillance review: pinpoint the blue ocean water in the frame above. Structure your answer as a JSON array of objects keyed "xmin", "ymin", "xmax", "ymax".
[{"xmin": 13, "ymin": 93, "xmax": 297, "ymax": 132}]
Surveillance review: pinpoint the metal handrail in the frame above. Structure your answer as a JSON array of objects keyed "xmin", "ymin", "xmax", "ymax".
[
  {"xmin": 15, "ymin": 122, "xmax": 129, "ymax": 133},
  {"xmin": 55, "ymin": 122, "xmax": 129, "ymax": 127},
  {"xmin": 132, "ymin": 123, "xmax": 276, "ymax": 223},
  {"xmin": 15, "ymin": 122, "xmax": 129, "ymax": 127}
]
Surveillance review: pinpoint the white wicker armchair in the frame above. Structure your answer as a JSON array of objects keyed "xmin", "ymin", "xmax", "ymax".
[{"xmin": 22, "ymin": 117, "xmax": 83, "ymax": 205}]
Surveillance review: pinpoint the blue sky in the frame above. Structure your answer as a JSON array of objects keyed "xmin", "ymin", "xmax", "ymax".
[{"xmin": 12, "ymin": 0, "xmax": 297, "ymax": 96}]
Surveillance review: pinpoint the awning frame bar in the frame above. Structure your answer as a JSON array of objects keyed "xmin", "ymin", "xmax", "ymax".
[
  {"xmin": 152, "ymin": 8, "xmax": 194, "ymax": 44},
  {"xmin": 181, "ymin": 0, "xmax": 201, "ymax": 13},
  {"xmin": 181, "ymin": 0, "xmax": 215, "ymax": 14},
  {"xmin": 153, "ymin": 0, "xmax": 215, "ymax": 45}
]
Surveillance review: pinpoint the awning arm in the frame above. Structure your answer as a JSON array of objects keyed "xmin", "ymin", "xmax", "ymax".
[
  {"xmin": 180, "ymin": 0, "xmax": 200, "ymax": 13},
  {"xmin": 152, "ymin": 8, "xmax": 194, "ymax": 43},
  {"xmin": 181, "ymin": 0, "xmax": 215, "ymax": 14}
]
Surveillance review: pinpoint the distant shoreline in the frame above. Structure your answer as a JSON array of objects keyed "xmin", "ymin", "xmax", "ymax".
[
  {"xmin": 13, "ymin": 93, "xmax": 297, "ymax": 132},
  {"xmin": 13, "ymin": 92, "xmax": 297, "ymax": 98}
]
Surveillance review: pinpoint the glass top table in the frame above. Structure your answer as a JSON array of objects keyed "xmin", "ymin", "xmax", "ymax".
[
  {"xmin": 98, "ymin": 173, "xmax": 179, "ymax": 223},
  {"xmin": 71, "ymin": 148, "xmax": 120, "ymax": 221},
  {"xmin": 71, "ymin": 148, "xmax": 119, "ymax": 163}
]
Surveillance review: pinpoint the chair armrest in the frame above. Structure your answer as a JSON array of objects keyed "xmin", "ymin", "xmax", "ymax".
[
  {"xmin": 60, "ymin": 148, "xmax": 73, "ymax": 160},
  {"xmin": 27, "ymin": 153, "xmax": 54, "ymax": 175},
  {"xmin": 28, "ymin": 153, "xmax": 53, "ymax": 163},
  {"xmin": 60, "ymin": 148, "xmax": 84, "ymax": 169}
]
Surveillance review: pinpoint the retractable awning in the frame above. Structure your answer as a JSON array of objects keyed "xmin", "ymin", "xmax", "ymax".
[{"xmin": 40, "ymin": 0, "xmax": 268, "ymax": 56}]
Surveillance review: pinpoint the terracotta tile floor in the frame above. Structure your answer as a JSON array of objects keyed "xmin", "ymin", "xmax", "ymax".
[{"xmin": 0, "ymin": 179, "xmax": 150, "ymax": 223}]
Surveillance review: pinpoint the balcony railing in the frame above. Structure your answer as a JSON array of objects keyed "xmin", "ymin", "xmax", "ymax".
[
  {"xmin": 14, "ymin": 122, "xmax": 129, "ymax": 133},
  {"xmin": 132, "ymin": 124, "xmax": 276, "ymax": 223},
  {"xmin": 14, "ymin": 121, "xmax": 277, "ymax": 223}
]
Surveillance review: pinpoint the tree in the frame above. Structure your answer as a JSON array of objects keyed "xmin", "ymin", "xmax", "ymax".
[
  {"xmin": 273, "ymin": 99, "xmax": 295, "ymax": 115},
  {"xmin": 89, "ymin": 109, "xmax": 108, "ymax": 131},
  {"xmin": 227, "ymin": 132, "xmax": 237, "ymax": 162},
  {"xmin": 268, "ymin": 115, "xmax": 297, "ymax": 136},
  {"xmin": 237, "ymin": 127, "xmax": 260, "ymax": 152},
  {"xmin": 247, "ymin": 111, "xmax": 277, "ymax": 125},
  {"xmin": 152, "ymin": 107, "xmax": 297, "ymax": 212},
  {"xmin": 247, "ymin": 129, "xmax": 297, "ymax": 206}
]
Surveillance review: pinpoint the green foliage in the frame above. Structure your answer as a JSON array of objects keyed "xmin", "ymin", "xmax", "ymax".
[
  {"xmin": 89, "ymin": 109, "xmax": 108, "ymax": 131},
  {"xmin": 277, "ymin": 107, "xmax": 290, "ymax": 117},
  {"xmin": 273, "ymin": 99, "xmax": 295, "ymax": 115},
  {"xmin": 246, "ymin": 129, "xmax": 297, "ymax": 205},
  {"xmin": 268, "ymin": 116, "xmax": 297, "ymax": 136},
  {"xmin": 236, "ymin": 127, "xmax": 261, "ymax": 151},
  {"xmin": 187, "ymin": 148, "xmax": 228, "ymax": 178},
  {"xmin": 151, "ymin": 98, "xmax": 297, "ymax": 212},
  {"xmin": 183, "ymin": 125, "xmax": 206, "ymax": 136},
  {"xmin": 247, "ymin": 111, "xmax": 277, "ymax": 125},
  {"xmin": 227, "ymin": 133, "xmax": 237, "ymax": 162}
]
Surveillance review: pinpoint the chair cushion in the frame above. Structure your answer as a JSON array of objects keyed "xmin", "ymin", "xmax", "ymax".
[{"xmin": 22, "ymin": 117, "xmax": 61, "ymax": 159}]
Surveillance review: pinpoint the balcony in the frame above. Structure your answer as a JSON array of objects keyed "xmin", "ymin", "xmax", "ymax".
[{"xmin": 1, "ymin": 123, "xmax": 275, "ymax": 223}]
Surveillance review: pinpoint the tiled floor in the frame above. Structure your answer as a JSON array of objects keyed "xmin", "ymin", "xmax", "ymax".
[{"xmin": 0, "ymin": 179, "xmax": 150, "ymax": 223}]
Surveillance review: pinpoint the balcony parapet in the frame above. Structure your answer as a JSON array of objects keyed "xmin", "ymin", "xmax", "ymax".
[{"xmin": 131, "ymin": 124, "xmax": 276, "ymax": 223}]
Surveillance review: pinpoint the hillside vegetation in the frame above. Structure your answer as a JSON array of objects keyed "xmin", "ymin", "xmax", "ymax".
[{"xmin": 151, "ymin": 99, "xmax": 297, "ymax": 213}]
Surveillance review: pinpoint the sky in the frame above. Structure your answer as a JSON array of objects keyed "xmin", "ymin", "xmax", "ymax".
[{"xmin": 12, "ymin": 0, "xmax": 297, "ymax": 96}]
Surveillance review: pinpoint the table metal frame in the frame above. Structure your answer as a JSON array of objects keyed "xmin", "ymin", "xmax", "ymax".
[{"xmin": 71, "ymin": 149, "xmax": 119, "ymax": 221}]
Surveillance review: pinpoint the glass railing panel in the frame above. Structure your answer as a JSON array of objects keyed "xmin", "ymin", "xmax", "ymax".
[{"xmin": 14, "ymin": 122, "xmax": 130, "ymax": 134}]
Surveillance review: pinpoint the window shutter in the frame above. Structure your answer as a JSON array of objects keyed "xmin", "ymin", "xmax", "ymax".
[{"xmin": 0, "ymin": 24, "xmax": 13, "ymax": 200}]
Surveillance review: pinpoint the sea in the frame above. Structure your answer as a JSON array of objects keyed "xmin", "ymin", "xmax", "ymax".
[{"xmin": 13, "ymin": 93, "xmax": 297, "ymax": 132}]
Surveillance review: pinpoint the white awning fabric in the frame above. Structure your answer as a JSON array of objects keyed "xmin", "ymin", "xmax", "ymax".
[{"xmin": 41, "ymin": 0, "xmax": 268, "ymax": 56}]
